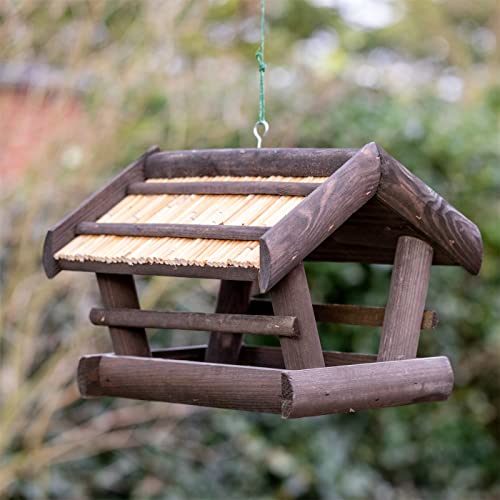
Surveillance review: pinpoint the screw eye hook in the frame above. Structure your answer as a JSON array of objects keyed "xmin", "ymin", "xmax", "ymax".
[{"xmin": 253, "ymin": 120, "xmax": 269, "ymax": 148}]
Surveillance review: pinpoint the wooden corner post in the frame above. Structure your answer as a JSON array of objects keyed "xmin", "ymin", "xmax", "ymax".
[
  {"xmin": 95, "ymin": 273, "xmax": 151, "ymax": 357},
  {"xmin": 271, "ymin": 264, "xmax": 325, "ymax": 370},
  {"xmin": 378, "ymin": 236, "xmax": 433, "ymax": 361},
  {"xmin": 205, "ymin": 280, "xmax": 253, "ymax": 364}
]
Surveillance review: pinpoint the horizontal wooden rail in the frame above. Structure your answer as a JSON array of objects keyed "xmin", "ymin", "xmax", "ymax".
[
  {"xmin": 90, "ymin": 308, "xmax": 299, "ymax": 337},
  {"xmin": 248, "ymin": 299, "xmax": 438, "ymax": 330},
  {"xmin": 78, "ymin": 353, "xmax": 453, "ymax": 417},
  {"xmin": 128, "ymin": 181, "xmax": 321, "ymax": 196},
  {"xmin": 76, "ymin": 222, "xmax": 267, "ymax": 241}
]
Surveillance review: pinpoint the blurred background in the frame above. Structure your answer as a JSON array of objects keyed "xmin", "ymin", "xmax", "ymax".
[{"xmin": 1, "ymin": 1, "xmax": 499, "ymax": 498}]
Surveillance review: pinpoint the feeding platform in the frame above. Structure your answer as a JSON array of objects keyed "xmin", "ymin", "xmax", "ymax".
[{"xmin": 44, "ymin": 143, "xmax": 482, "ymax": 418}]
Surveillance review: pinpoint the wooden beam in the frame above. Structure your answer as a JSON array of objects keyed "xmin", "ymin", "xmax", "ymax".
[
  {"xmin": 90, "ymin": 308, "xmax": 299, "ymax": 337},
  {"xmin": 376, "ymin": 145, "xmax": 483, "ymax": 275},
  {"xmin": 76, "ymin": 221, "xmax": 267, "ymax": 241},
  {"xmin": 128, "ymin": 181, "xmax": 321, "ymax": 196},
  {"xmin": 378, "ymin": 236, "xmax": 433, "ymax": 361},
  {"xmin": 259, "ymin": 142, "xmax": 381, "ymax": 292},
  {"xmin": 248, "ymin": 299, "xmax": 438, "ymax": 330},
  {"xmin": 153, "ymin": 344, "xmax": 377, "ymax": 369},
  {"xmin": 95, "ymin": 273, "xmax": 151, "ymax": 357},
  {"xmin": 43, "ymin": 146, "xmax": 159, "ymax": 278},
  {"xmin": 145, "ymin": 148, "xmax": 357, "ymax": 178},
  {"xmin": 205, "ymin": 281, "xmax": 253, "ymax": 364},
  {"xmin": 78, "ymin": 354, "xmax": 283, "ymax": 414},
  {"xmin": 57, "ymin": 259, "xmax": 258, "ymax": 281},
  {"xmin": 271, "ymin": 264, "xmax": 325, "ymax": 370},
  {"xmin": 282, "ymin": 356, "xmax": 454, "ymax": 418}
]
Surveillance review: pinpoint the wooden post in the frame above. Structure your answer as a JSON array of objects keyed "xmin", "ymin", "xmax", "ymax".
[
  {"xmin": 95, "ymin": 273, "xmax": 151, "ymax": 357},
  {"xmin": 205, "ymin": 280, "xmax": 253, "ymax": 364},
  {"xmin": 378, "ymin": 236, "xmax": 433, "ymax": 361},
  {"xmin": 271, "ymin": 264, "xmax": 325, "ymax": 369}
]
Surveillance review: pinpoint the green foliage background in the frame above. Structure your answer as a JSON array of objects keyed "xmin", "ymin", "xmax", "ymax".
[{"xmin": 1, "ymin": 1, "xmax": 499, "ymax": 499}]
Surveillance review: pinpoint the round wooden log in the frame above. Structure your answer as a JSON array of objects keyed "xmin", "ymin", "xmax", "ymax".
[{"xmin": 281, "ymin": 356, "xmax": 453, "ymax": 419}]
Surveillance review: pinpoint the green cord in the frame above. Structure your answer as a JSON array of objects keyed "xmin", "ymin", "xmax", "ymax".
[{"xmin": 255, "ymin": 0, "xmax": 266, "ymax": 124}]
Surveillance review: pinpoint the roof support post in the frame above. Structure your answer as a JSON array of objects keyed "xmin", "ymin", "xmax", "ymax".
[
  {"xmin": 270, "ymin": 264, "xmax": 325, "ymax": 370},
  {"xmin": 95, "ymin": 273, "xmax": 151, "ymax": 357},
  {"xmin": 378, "ymin": 236, "xmax": 433, "ymax": 361},
  {"xmin": 205, "ymin": 280, "xmax": 253, "ymax": 364}
]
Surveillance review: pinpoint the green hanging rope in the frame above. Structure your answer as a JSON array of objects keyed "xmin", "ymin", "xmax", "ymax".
[{"xmin": 253, "ymin": 0, "xmax": 269, "ymax": 148}]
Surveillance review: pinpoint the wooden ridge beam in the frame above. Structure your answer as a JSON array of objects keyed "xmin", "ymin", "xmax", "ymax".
[
  {"xmin": 76, "ymin": 222, "xmax": 267, "ymax": 241},
  {"xmin": 145, "ymin": 148, "xmax": 357, "ymax": 178},
  {"xmin": 248, "ymin": 299, "xmax": 438, "ymax": 330},
  {"xmin": 90, "ymin": 308, "xmax": 299, "ymax": 337},
  {"xmin": 259, "ymin": 142, "xmax": 381, "ymax": 292},
  {"xmin": 128, "ymin": 181, "xmax": 321, "ymax": 196}
]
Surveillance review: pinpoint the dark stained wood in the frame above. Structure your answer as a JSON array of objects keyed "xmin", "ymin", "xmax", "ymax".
[
  {"xmin": 128, "ymin": 181, "xmax": 321, "ymax": 196},
  {"xmin": 282, "ymin": 356, "xmax": 454, "ymax": 418},
  {"xmin": 376, "ymin": 145, "xmax": 483, "ymax": 275},
  {"xmin": 259, "ymin": 143, "xmax": 381, "ymax": 292},
  {"xmin": 76, "ymin": 221, "xmax": 268, "ymax": 241},
  {"xmin": 43, "ymin": 146, "xmax": 159, "ymax": 278},
  {"xmin": 271, "ymin": 264, "xmax": 325, "ymax": 369},
  {"xmin": 153, "ymin": 345, "xmax": 377, "ymax": 368},
  {"xmin": 78, "ymin": 354, "xmax": 283, "ymax": 414},
  {"xmin": 95, "ymin": 273, "xmax": 151, "ymax": 357},
  {"xmin": 145, "ymin": 148, "xmax": 357, "ymax": 178},
  {"xmin": 378, "ymin": 236, "xmax": 434, "ymax": 361},
  {"xmin": 205, "ymin": 281, "xmax": 253, "ymax": 364},
  {"xmin": 57, "ymin": 259, "xmax": 258, "ymax": 281},
  {"xmin": 90, "ymin": 308, "xmax": 299, "ymax": 337},
  {"xmin": 248, "ymin": 299, "xmax": 438, "ymax": 330},
  {"xmin": 306, "ymin": 197, "xmax": 456, "ymax": 266}
]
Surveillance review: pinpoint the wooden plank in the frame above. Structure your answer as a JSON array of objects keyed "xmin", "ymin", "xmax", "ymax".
[
  {"xmin": 205, "ymin": 281, "xmax": 253, "ymax": 364},
  {"xmin": 78, "ymin": 354, "xmax": 283, "ymax": 414},
  {"xmin": 248, "ymin": 299, "xmax": 438, "ymax": 330},
  {"xmin": 378, "ymin": 236, "xmax": 433, "ymax": 361},
  {"xmin": 282, "ymin": 356, "xmax": 454, "ymax": 418},
  {"xmin": 128, "ymin": 181, "xmax": 321, "ymax": 196},
  {"xmin": 57, "ymin": 259, "xmax": 258, "ymax": 281},
  {"xmin": 90, "ymin": 308, "xmax": 299, "ymax": 337},
  {"xmin": 95, "ymin": 273, "xmax": 151, "ymax": 357},
  {"xmin": 43, "ymin": 146, "xmax": 159, "ymax": 278},
  {"xmin": 76, "ymin": 222, "xmax": 267, "ymax": 241},
  {"xmin": 145, "ymin": 148, "xmax": 357, "ymax": 178},
  {"xmin": 259, "ymin": 143, "xmax": 381, "ymax": 292},
  {"xmin": 376, "ymin": 145, "xmax": 483, "ymax": 275},
  {"xmin": 153, "ymin": 345, "xmax": 377, "ymax": 369},
  {"xmin": 271, "ymin": 264, "xmax": 325, "ymax": 370},
  {"xmin": 306, "ymin": 197, "xmax": 456, "ymax": 266}
]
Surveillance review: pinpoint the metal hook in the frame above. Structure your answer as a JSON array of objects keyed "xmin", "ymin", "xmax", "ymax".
[{"xmin": 253, "ymin": 120, "xmax": 269, "ymax": 148}]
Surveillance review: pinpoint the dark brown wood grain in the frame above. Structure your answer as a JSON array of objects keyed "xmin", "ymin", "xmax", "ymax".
[
  {"xmin": 376, "ymin": 145, "xmax": 483, "ymax": 274},
  {"xmin": 248, "ymin": 299, "xmax": 438, "ymax": 330},
  {"xmin": 78, "ymin": 354, "xmax": 283, "ymax": 414},
  {"xmin": 259, "ymin": 142, "xmax": 381, "ymax": 292},
  {"xmin": 205, "ymin": 280, "xmax": 253, "ymax": 364},
  {"xmin": 282, "ymin": 356, "xmax": 454, "ymax": 418},
  {"xmin": 128, "ymin": 181, "xmax": 321, "ymax": 196},
  {"xmin": 271, "ymin": 264, "xmax": 325, "ymax": 369},
  {"xmin": 76, "ymin": 221, "xmax": 267, "ymax": 241},
  {"xmin": 95, "ymin": 273, "xmax": 151, "ymax": 357},
  {"xmin": 43, "ymin": 146, "xmax": 159, "ymax": 278},
  {"xmin": 378, "ymin": 236, "xmax": 434, "ymax": 361},
  {"xmin": 57, "ymin": 259, "xmax": 258, "ymax": 281},
  {"xmin": 153, "ymin": 344, "xmax": 377, "ymax": 368},
  {"xmin": 90, "ymin": 307, "xmax": 299, "ymax": 337},
  {"xmin": 145, "ymin": 148, "xmax": 356, "ymax": 178}
]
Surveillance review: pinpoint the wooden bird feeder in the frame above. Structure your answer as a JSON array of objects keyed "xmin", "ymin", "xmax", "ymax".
[{"xmin": 43, "ymin": 143, "xmax": 482, "ymax": 418}]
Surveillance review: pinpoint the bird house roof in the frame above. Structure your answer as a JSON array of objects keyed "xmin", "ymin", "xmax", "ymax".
[{"xmin": 44, "ymin": 143, "xmax": 482, "ymax": 292}]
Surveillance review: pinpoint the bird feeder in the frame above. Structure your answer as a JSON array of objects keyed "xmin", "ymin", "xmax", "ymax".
[{"xmin": 43, "ymin": 143, "xmax": 482, "ymax": 418}]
